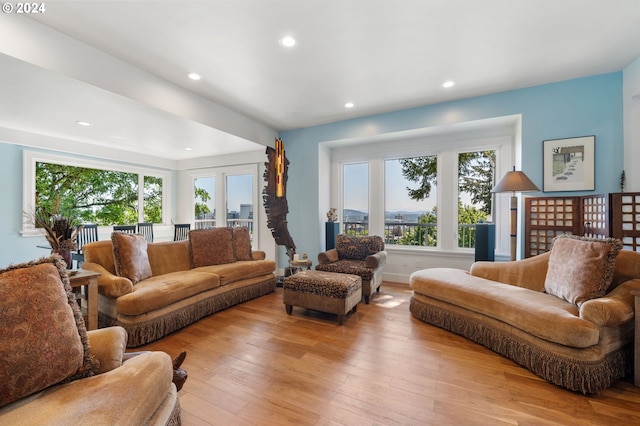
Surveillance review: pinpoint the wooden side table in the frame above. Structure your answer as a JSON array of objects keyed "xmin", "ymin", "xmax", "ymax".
[{"xmin": 69, "ymin": 270, "xmax": 100, "ymax": 330}]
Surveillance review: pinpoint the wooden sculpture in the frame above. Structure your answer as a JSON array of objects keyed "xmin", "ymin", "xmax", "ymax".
[{"xmin": 263, "ymin": 138, "xmax": 296, "ymax": 260}]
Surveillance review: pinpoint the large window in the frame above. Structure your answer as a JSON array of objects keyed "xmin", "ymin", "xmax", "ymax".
[
  {"xmin": 384, "ymin": 157, "xmax": 438, "ymax": 247},
  {"xmin": 194, "ymin": 176, "xmax": 216, "ymax": 228},
  {"xmin": 343, "ymin": 163, "xmax": 369, "ymax": 235},
  {"xmin": 331, "ymin": 122, "xmax": 513, "ymax": 254},
  {"xmin": 26, "ymin": 152, "xmax": 169, "ymax": 228},
  {"xmin": 457, "ymin": 150, "xmax": 495, "ymax": 248},
  {"xmin": 188, "ymin": 164, "xmax": 258, "ymax": 244},
  {"xmin": 226, "ymin": 173, "xmax": 254, "ymax": 233}
]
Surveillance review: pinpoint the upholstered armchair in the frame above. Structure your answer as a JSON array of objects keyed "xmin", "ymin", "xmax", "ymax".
[{"xmin": 316, "ymin": 234, "xmax": 387, "ymax": 303}]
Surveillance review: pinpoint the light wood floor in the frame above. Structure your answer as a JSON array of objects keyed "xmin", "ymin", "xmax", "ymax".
[{"xmin": 139, "ymin": 282, "xmax": 640, "ymax": 425}]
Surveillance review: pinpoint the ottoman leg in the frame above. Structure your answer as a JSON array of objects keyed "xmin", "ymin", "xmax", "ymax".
[
  {"xmin": 286, "ymin": 305, "xmax": 293, "ymax": 315},
  {"xmin": 352, "ymin": 304, "xmax": 357, "ymax": 313},
  {"xmin": 338, "ymin": 314, "xmax": 345, "ymax": 325},
  {"xmin": 364, "ymin": 295, "xmax": 370, "ymax": 304}
]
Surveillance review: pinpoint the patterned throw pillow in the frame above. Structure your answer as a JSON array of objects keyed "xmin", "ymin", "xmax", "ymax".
[
  {"xmin": 189, "ymin": 228, "xmax": 235, "ymax": 267},
  {"xmin": 544, "ymin": 235, "xmax": 622, "ymax": 306},
  {"xmin": 336, "ymin": 234, "xmax": 384, "ymax": 260},
  {"xmin": 111, "ymin": 232, "xmax": 152, "ymax": 284},
  {"xmin": 233, "ymin": 227, "xmax": 253, "ymax": 261},
  {"xmin": 0, "ymin": 256, "xmax": 98, "ymax": 407}
]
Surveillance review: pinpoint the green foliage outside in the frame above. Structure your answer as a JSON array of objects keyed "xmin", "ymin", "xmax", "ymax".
[
  {"xmin": 194, "ymin": 186, "xmax": 211, "ymax": 219},
  {"xmin": 398, "ymin": 151, "xmax": 494, "ymax": 247},
  {"xmin": 35, "ymin": 162, "xmax": 163, "ymax": 225}
]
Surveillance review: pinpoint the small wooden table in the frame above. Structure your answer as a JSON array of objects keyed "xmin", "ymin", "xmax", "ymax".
[{"xmin": 69, "ymin": 269, "xmax": 100, "ymax": 330}]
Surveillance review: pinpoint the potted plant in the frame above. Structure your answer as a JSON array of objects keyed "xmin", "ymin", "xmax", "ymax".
[{"xmin": 25, "ymin": 198, "xmax": 82, "ymax": 268}]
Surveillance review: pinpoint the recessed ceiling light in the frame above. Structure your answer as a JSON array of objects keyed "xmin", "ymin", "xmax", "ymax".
[
  {"xmin": 188, "ymin": 73, "xmax": 201, "ymax": 81},
  {"xmin": 76, "ymin": 121, "xmax": 91, "ymax": 126},
  {"xmin": 185, "ymin": 147, "xmax": 193, "ymax": 151},
  {"xmin": 345, "ymin": 102, "xmax": 354, "ymax": 108},
  {"xmin": 279, "ymin": 36, "xmax": 296, "ymax": 47},
  {"xmin": 443, "ymin": 80, "xmax": 455, "ymax": 88}
]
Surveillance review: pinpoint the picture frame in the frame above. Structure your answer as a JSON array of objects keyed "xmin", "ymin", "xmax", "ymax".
[{"xmin": 543, "ymin": 135, "xmax": 595, "ymax": 192}]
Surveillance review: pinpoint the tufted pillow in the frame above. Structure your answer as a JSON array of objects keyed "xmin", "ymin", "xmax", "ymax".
[
  {"xmin": 544, "ymin": 235, "xmax": 622, "ymax": 307},
  {"xmin": 336, "ymin": 234, "xmax": 384, "ymax": 260},
  {"xmin": 0, "ymin": 256, "xmax": 98, "ymax": 407},
  {"xmin": 189, "ymin": 227, "xmax": 235, "ymax": 267},
  {"xmin": 111, "ymin": 232, "xmax": 152, "ymax": 284},
  {"xmin": 233, "ymin": 227, "xmax": 253, "ymax": 261}
]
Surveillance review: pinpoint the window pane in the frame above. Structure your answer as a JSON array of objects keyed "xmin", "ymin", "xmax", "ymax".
[
  {"xmin": 194, "ymin": 176, "xmax": 215, "ymax": 229},
  {"xmin": 143, "ymin": 176, "xmax": 163, "ymax": 223},
  {"xmin": 35, "ymin": 161, "xmax": 138, "ymax": 225},
  {"xmin": 385, "ymin": 157, "xmax": 438, "ymax": 247},
  {"xmin": 343, "ymin": 163, "xmax": 369, "ymax": 235},
  {"xmin": 226, "ymin": 174, "xmax": 254, "ymax": 236},
  {"xmin": 458, "ymin": 150, "xmax": 495, "ymax": 248}
]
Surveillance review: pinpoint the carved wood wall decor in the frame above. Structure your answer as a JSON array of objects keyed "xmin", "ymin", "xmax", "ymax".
[{"xmin": 263, "ymin": 138, "xmax": 296, "ymax": 260}]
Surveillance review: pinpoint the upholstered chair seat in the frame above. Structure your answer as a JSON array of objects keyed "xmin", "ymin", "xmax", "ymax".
[{"xmin": 315, "ymin": 234, "xmax": 387, "ymax": 303}]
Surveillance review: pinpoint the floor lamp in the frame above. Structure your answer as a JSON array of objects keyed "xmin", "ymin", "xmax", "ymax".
[{"xmin": 491, "ymin": 167, "xmax": 540, "ymax": 261}]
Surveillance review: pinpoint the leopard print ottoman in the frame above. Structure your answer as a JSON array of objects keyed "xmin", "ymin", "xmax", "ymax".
[{"xmin": 283, "ymin": 270, "xmax": 362, "ymax": 325}]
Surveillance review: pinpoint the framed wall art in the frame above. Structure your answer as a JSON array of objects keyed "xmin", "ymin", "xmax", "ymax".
[{"xmin": 542, "ymin": 135, "xmax": 595, "ymax": 192}]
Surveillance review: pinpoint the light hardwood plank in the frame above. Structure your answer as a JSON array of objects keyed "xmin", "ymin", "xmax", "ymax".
[{"xmin": 139, "ymin": 282, "xmax": 640, "ymax": 425}]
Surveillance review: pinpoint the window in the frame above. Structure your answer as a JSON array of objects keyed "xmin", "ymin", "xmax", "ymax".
[
  {"xmin": 194, "ymin": 176, "xmax": 216, "ymax": 229},
  {"xmin": 187, "ymin": 164, "xmax": 258, "ymax": 244},
  {"xmin": 384, "ymin": 157, "xmax": 438, "ymax": 247},
  {"xmin": 457, "ymin": 150, "xmax": 495, "ymax": 248},
  {"xmin": 226, "ymin": 173, "xmax": 254, "ymax": 234},
  {"xmin": 330, "ymin": 119, "xmax": 514, "ymax": 254},
  {"xmin": 25, "ymin": 152, "xmax": 170, "ymax": 229},
  {"xmin": 343, "ymin": 163, "xmax": 368, "ymax": 235}
]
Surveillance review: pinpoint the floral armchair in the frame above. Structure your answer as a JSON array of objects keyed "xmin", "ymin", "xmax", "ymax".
[{"xmin": 315, "ymin": 234, "xmax": 387, "ymax": 303}]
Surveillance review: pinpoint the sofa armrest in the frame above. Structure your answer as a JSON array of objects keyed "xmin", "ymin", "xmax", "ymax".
[
  {"xmin": 365, "ymin": 250, "xmax": 387, "ymax": 268},
  {"xmin": 580, "ymin": 278, "xmax": 640, "ymax": 327},
  {"xmin": 318, "ymin": 249, "xmax": 339, "ymax": 265},
  {"xmin": 81, "ymin": 262, "xmax": 133, "ymax": 298},
  {"xmin": 469, "ymin": 252, "xmax": 550, "ymax": 292},
  {"xmin": 87, "ymin": 326, "xmax": 128, "ymax": 374},
  {"xmin": 252, "ymin": 250, "xmax": 266, "ymax": 260}
]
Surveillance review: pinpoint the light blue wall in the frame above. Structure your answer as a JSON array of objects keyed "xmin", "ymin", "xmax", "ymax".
[
  {"xmin": 280, "ymin": 73, "xmax": 623, "ymax": 266},
  {"xmin": 0, "ymin": 72, "xmax": 624, "ymax": 268}
]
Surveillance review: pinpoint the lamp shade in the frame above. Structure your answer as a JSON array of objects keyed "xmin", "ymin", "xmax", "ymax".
[{"xmin": 491, "ymin": 167, "xmax": 540, "ymax": 193}]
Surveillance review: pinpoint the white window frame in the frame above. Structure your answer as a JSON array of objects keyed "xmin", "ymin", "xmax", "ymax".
[
  {"xmin": 22, "ymin": 150, "xmax": 171, "ymax": 235},
  {"xmin": 330, "ymin": 124, "xmax": 514, "ymax": 256},
  {"xmin": 184, "ymin": 163, "xmax": 259, "ymax": 247}
]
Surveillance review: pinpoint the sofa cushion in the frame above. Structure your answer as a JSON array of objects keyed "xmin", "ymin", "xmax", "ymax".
[
  {"xmin": 194, "ymin": 259, "xmax": 276, "ymax": 286},
  {"xmin": 190, "ymin": 228, "xmax": 235, "ymax": 267},
  {"xmin": 410, "ymin": 268, "xmax": 599, "ymax": 348},
  {"xmin": 147, "ymin": 240, "xmax": 191, "ymax": 275},
  {"xmin": 336, "ymin": 234, "xmax": 384, "ymax": 260},
  {"xmin": 315, "ymin": 259, "xmax": 375, "ymax": 281},
  {"xmin": 0, "ymin": 257, "xmax": 98, "ymax": 408},
  {"xmin": 544, "ymin": 235, "xmax": 622, "ymax": 307},
  {"xmin": 116, "ymin": 271, "xmax": 221, "ymax": 316},
  {"xmin": 233, "ymin": 227, "xmax": 253, "ymax": 261},
  {"xmin": 111, "ymin": 232, "xmax": 152, "ymax": 284}
]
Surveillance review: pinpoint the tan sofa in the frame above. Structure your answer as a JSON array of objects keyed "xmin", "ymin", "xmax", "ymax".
[
  {"xmin": 316, "ymin": 234, "xmax": 387, "ymax": 303},
  {"xmin": 410, "ymin": 236, "xmax": 640, "ymax": 394},
  {"xmin": 82, "ymin": 227, "xmax": 276, "ymax": 347},
  {"xmin": 0, "ymin": 256, "xmax": 179, "ymax": 425}
]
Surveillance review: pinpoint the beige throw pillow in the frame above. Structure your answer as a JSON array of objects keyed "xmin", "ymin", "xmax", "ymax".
[
  {"xmin": 544, "ymin": 235, "xmax": 622, "ymax": 306},
  {"xmin": 111, "ymin": 232, "xmax": 152, "ymax": 284},
  {"xmin": 0, "ymin": 256, "xmax": 98, "ymax": 407}
]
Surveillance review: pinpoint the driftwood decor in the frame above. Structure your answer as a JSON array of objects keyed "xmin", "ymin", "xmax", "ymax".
[{"xmin": 263, "ymin": 138, "xmax": 296, "ymax": 260}]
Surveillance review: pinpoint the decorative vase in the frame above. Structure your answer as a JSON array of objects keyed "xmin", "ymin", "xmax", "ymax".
[{"xmin": 51, "ymin": 248, "xmax": 73, "ymax": 269}]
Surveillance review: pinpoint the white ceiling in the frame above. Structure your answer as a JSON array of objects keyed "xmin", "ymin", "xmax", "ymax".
[{"xmin": 1, "ymin": 0, "xmax": 640, "ymax": 164}]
